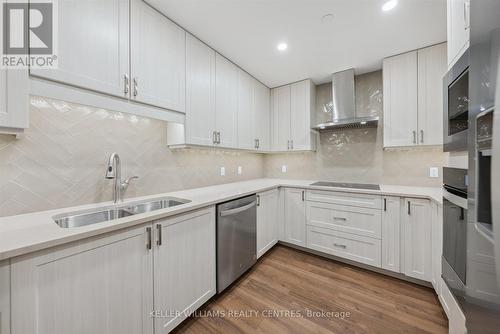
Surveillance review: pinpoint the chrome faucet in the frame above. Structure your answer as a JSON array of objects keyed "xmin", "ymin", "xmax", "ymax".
[{"xmin": 105, "ymin": 153, "xmax": 139, "ymax": 203}]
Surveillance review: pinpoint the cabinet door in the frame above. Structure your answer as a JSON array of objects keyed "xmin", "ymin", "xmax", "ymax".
[
  {"xmin": 237, "ymin": 70, "xmax": 255, "ymax": 150},
  {"xmin": 153, "ymin": 207, "xmax": 216, "ymax": 333},
  {"xmin": 284, "ymin": 188, "xmax": 306, "ymax": 246},
  {"xmin": 381, "ymin": 196, "xmax": 401, "ymax": 273},
  {"xmin": 257, "ymin": 189, "xmax": 279, "ymax": 258},
  {"xmin": 11, "ymin": 225, "xmax": 153, "ymax": 334},
  {"xmin": 402, "ymin": 198, "xmax": 432, "ymax": 281},
  {"xmin": 431, "ymin": 202, "xmax": 443, "ymax": 293},
  {"xmin": 185, "ymin": 34, "xmax": 216, "ymax": 146},
  {"xmin": 417, "ymin": 43, "xmax": 447, "ymax": 146},
  {"xmin": 131, "ymin": 0, "xmax": 185, "ymax": 111},
  {"xmin": 30, "ymin": 0, "xmax": 129, "ymax": 98},
  {"xmin": 290, "ymin": 80, "xmax": 314, "ymax": 151},
  {"xmin": 271, "ymin": 85, "xmax": 291, "ymax": 151},
  {"xmin": 254, "ymin": 81, "xmax": 270, "ymax": 151},
  {"xmin": 383, "ymin": 51, "xmax": 418, "ymax": 147},
  {"xmin": 0, "ymin": 261, "xmax": 9, "ymax": 334},
  {"xmin": 215, "ymin": 54, "xmax": 238, "ymax": 148},
  {"xmin": 447, "ymin": 0, "xmax": 470, "ymax": 66}
]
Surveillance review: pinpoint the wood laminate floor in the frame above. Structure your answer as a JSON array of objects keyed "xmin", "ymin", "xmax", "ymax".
[{"xmin": 173, "ymin": 245, "xmax": 448, "ymax": 334}]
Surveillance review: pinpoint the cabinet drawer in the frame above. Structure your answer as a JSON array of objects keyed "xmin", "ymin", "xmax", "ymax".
[
  {"xmin": 307, "ymin": 201, "xmax": 382, "ymax": 239},
  {"xmin": 306, "ymin": 226, "xmax": 381, "ymax": 268},
  {"xmin": 306, "ymin": 190, "xmax": 382, "ymax": 209}
]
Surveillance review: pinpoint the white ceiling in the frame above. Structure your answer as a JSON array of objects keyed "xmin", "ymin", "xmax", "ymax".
[{"xmin": 146, "ymin": 0, "xmax": 447, "ymax": 88}]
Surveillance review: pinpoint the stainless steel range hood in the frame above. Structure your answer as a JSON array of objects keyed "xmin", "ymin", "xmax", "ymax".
[{"xmin": 312, "ymin": 69, "xmax": 379, "ymax": 131}]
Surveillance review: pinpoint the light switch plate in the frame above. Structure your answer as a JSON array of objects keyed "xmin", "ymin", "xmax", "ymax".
[
  {"xmin": 237, "ymin": 166, "xmax": 242, "ymax": 175},
  {"xmin": 281, "ymin": 165, "xmax": 287, "ymax": 173},
  {"xmin": 429, "ymin": 167, "xmax": 439, "ymax": 178},
  {"xmin": 220, "ymin": 167, "xmax": 225, "ymax": 176}
]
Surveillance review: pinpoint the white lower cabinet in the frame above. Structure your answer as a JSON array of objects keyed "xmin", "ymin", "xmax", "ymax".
[
  {"xmin": 256, "ymin": 189, "xmax": 280, "ymax": 258},
  {"xmin": 284, "ymin": 188, "xmax": 306, "ymax": 246},
  {"xmin": 11, "ymin": 225, "xmax": 154, "ymax": 334},
  {"xmin": 153, "ymin": 207, "xmax": 216, "ymax": 333},
  {"xmin": 10, "ymin": 207, "xmax": 216, "ymax": 334},
  {"xmin": 381, "ymin": 196, "xmax": 401, "ymax": 273},
  {"xmin": 307, "ymin": 225, "xmax": 382, "ymax": 267},
  {"xmin": 0, "ymin": 260, "xmax": 10, "ymax": 334},
  {"xmin": 402, "ymin": 198, "xmax": 432, "ymax": 281}
]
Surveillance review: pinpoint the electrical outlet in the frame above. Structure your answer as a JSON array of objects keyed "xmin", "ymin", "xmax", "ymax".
[
  {"xmin": 220, "ymin": 167, "xmax": 225, "ymax": 176},
  {"xmin": 281, "ymin": 165, "xmax": 287, "ymax": 173},
  {"xmin": 429, "ymin": 167, "xmax": 439, "ymax": 178},
  {"xmin": 237, "ymin": 166, "xmax": 242, "ymax": 175}
]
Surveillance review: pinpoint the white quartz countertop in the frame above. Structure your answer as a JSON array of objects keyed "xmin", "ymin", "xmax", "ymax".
[{"xmin": 0, "ymin": 178, "xmax": 442, "ymax": 261}]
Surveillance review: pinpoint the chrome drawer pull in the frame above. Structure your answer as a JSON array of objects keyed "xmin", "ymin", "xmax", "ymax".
[
  {"xmin": 333, "ymin": 243, "xmax": 347, "ymax": 249},
  {"xmin": 333, "ymin": 217, "xmax": 347, "ymax": 221}
]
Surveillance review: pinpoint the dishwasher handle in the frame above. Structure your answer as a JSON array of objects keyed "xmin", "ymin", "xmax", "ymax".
[{"xmin": 219, "ymin": 201, "xmax": 257, "ymax": 217}]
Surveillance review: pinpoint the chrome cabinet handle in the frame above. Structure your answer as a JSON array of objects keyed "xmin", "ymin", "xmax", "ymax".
[
  {"xmin": 287, "ymin": 140, "xmax": 290, "ymax": 150},
  {"xmin": 413, "ymin": 131, "xmax": 416, "ymax": 144},
  {"xmin": 420, "ymin": 130, "xmax": 424, "ymax": 144},
  {"xmin": 333, "ymin": 217, "xmax": 347, "ymax": 221},
  {"xmin": 333, "ymin": 243, "xmax": 347, "ymax": 249},
  {"xmin": 213, "ymin": 131, "xmax": 217, "ymax": 144},
  {"xmin": 156, "ymin": 224, "xmax": 162, "ymax": 246},
  {"xmin": 256, "ymin": 195, "xmax": 260, "ymax": 206},
  {"xmin": 124, "ymin": 74, "xmax": 129, "ymax": 95},
  {"xmin": 407, "ymin": 201, "xmax": 411, "ymax": 215},
  {"xmin": 302, "ymin": 190, "xmax": 305, "ymax": 201},
  {"xmin": 384, "ymin": 198, "xmax": 387, "ymax": 211},
  {"xmin": 146, "ymin": 227, "xmax": 152, "ymax": 250},
  {"xmin": 290, "ymin": 140, "xmax": 294, "ymax": 150},
  {"xmin": 133, "ymin": 77, "xmax": 138, "ymax": 97},
  {"xmin": 217, "ymin": 132, "xmax": 221, "ymax": 144},
  {"xmin": 463, "ymin": 1, "xmax": 470, "ymax": 30}
]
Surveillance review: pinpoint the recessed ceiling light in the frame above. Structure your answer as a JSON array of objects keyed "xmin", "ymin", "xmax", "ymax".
[
  {"xmin": 322, "ymin": 14, "xmax": 334, "ymax": 23},
  {"xmin": 382, "ymin": 0, "xmax": 398, "ymax": 12},
  {"xmin": 277, "ymin": 42, "xmax": 288, "ymax": 51}
]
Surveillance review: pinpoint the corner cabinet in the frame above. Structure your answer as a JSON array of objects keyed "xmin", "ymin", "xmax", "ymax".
[
  {"xmin": 283, "ymin": 188, "xmax": 306, "ymax": 246},
  {"xmin": 383, "ymin": 43, "xmax": 447, "ymax": 148},
  {"xmin": 271, "ymin": 80, "xmax": 316, "ymax": 152},
  {"xmin": 10, "ymin": 207, "xmax": 216, "ymax": 334},
  {"xmin": 256, "ymin": 189, "xmax": 280, "ymax": 258},
  {"xmin": 402, "ymin": 198, "xmax": 432, "ymax": 281}
]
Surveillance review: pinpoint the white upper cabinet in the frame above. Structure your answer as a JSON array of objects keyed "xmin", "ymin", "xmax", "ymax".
[
  {"xmin": 447, "ymin": 0, "xmax": 470, "ymax": 67},
  {"xmin": 131, "ymin": 0, "xmax": 185, "ymax": 112},
  {"xmin": 184, "ymin": 34, "xmax": 216, "ymax": 147},
  {"xmin": 215, "ymin": 54, "xmax": 238, "ymax": 148},
  {"xmin": 0, "ymin": 68, "xmax": 28, "ymax": 134},
  {"xmin": 290, "ymin": 80, "xmax": 316, "ymax": 151},
  {"xmin": 417, "ymin": 43, "xmax": 447, "ymax": 146},
  {"xmin": 31, "ymin": 0, "xmax": 130, "ymax": 98},
  {"xmin": 237, "ymin": 70, "xmax": 255, "ymax": 150},
  {"xmin": 271, "ymin": 79, "xmax": 316, "ymax": 152},
  {"xmin": 254, "ymin": 80, "xmax": 271, "ymax": 151},
  {"xmin": 271, "ymin": 85, "xmax": 291, "ymax": 151},
  {"xmin": 402, "ymin": 198, "xmax": 432, "ymax": 282},
  {"xmin": 383, "ymin": 51, "xmax": 418, "ymax": 147},
  {"xmin": 383, "ymin": 43, "xmax": 447, "ymax": 148}
]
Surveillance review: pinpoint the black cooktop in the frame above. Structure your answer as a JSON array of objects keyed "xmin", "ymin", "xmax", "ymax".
[{"xmin": 310, "ymin": 181, "xmax": 380, "ymax": 190}]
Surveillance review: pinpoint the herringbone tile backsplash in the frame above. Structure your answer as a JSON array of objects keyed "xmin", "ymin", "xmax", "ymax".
[{"xmin": 0, "ymin": 97, "xmax": 265, "ymax": 217}]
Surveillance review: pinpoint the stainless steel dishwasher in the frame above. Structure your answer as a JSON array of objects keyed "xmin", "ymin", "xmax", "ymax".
[{"xmin": 216, "ymin": 194, "xmax": 257, "ymax": 293}]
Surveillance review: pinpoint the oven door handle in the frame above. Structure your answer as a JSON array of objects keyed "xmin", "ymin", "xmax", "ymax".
[{"xmin": 443, "ymin": 189, "xmax": 468, "ymax": 209}]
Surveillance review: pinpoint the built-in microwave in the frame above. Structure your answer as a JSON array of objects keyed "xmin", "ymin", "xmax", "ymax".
[{"xmin": 444, "ymin": 49, "xmax": 470, "ymax": 152}]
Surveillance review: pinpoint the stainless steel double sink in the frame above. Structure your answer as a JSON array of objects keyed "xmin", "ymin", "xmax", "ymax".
[{"xmin": 53, "ymin": 197, "xmax": 191, "ymax": 228}]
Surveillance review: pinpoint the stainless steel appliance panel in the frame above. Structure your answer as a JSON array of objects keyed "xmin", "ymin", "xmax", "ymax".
[{"xmin": 216, "ymin": 195, "xmax": 257, "ymax": 293}]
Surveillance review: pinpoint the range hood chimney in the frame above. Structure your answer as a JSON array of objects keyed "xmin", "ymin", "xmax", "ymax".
[{"xmin": 312, "ymin": 69, "xmax": 379, "ymax": 131}]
